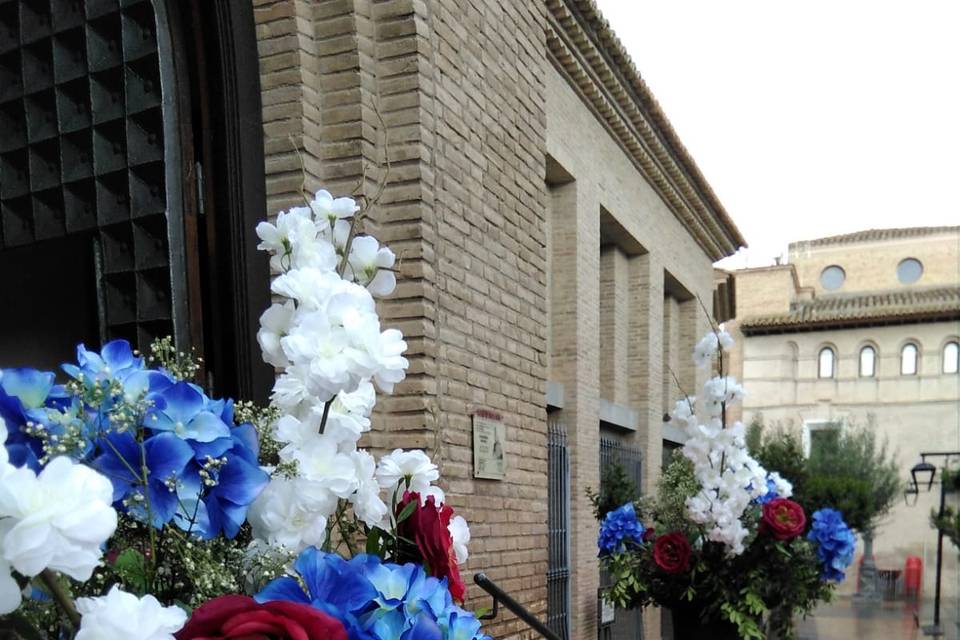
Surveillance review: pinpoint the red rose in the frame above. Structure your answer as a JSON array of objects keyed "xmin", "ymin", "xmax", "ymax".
[
  {"xmin": 397, "ymin": 491, "xmax": 466, "ymax": 602},
  {"xmin": 175, "ymin": 595, "xmax": 347, "ymax": 640},
  {"xmin": 761, "ymin": 498, "xmax": 806, "ymax": 541},
  {"xmin": 652, "ymin": 532, "xmax": 692, "ymax": 575},
  {"xmin": 642, "ymin": 527, "xmax": 656, "ymax": 543}
]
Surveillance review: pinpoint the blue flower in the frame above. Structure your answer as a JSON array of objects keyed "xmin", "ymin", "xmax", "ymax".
[
  {"xmin": 598, "ymin": 502, "xmax": 645, "ymax": 557},
  {"xmin": 256, "ymin": 548, "xmax": 487, "ymax": 640},
  {"xmin": 0, "ymin": 368, "xmax": 57, "ymax": 470},
  {"xmin": 146, "ymin": 381, "xmax": 231, "ymax": 443},
  {"xmin": 807, "ymin": 508, "xmax": 856, "ymax": 582},
  {"xmin": 63, "ymin": 340, "xmax": 145, "ymax": 386},
  {"xmin": 754, "ymin": 477, "xmax": 780, "ymax": 505},
  {"xmin": 92, "ymin": 431, "xmax": 195, "ymax": 527},
  {"xmin": 173, "ymin": 428, "xmax": 269, "ymax": 540}
]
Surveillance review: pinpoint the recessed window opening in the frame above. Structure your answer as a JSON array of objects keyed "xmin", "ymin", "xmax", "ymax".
[
  {"xmin": 859, "ymin": 346, "xmax": 876, "ymax": 377},
  {"xmin": 901, "ymin": 343, "xmax": 919, "ymax": 376},
  {"xmin": 944, "ymin": 342, "xmax": 959, "ymax": 375},
  {"xmin": 818, "ymin": 347, "xmax": 835, "ymax": 379}
]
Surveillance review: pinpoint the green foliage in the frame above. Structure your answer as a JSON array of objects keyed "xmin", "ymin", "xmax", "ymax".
[
  {"xmin": 747, "ymin": 419, "xmax": 808, "ymax": 499},
  {"xmin": 749, "ymin": 417, "xmax": 899, "ymax": 534},
  {"xmin": 646, "ymin": 452, "xmax": 700, "ymax": 535},
  {"xmin": 586, "ymin": 461, "xmax": 641, "ymax": 520},
  {"xmin": 804, "ymin": 422, "xmax": 900, "ymax": 533},
  {"xmin": 931, "ymin": 507, "xmax": 960, "ymax": 549}
]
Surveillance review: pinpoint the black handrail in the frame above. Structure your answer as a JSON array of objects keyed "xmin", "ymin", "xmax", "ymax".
[{"xmin": 473, "ymin": 573, "xmax": 561, "ymax": 640}]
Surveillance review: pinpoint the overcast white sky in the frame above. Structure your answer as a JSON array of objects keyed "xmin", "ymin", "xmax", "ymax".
[{"xmin": 592, "ymin": 0, "xmax": 960, "ymax": 268}]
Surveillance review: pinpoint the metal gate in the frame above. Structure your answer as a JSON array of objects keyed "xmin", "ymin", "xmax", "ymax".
[
  {"xmin": 599, "ymin": 436, "xmax": 643, "ymax": 640},
  {"xmin": 546, "ymin": 413, "xmax": 571, "ymax": 639}
]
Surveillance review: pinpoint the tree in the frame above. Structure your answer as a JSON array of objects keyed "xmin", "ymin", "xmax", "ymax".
[{"xmin": 748, "ymin": 416, "xmax": 899, "ymax": 534}]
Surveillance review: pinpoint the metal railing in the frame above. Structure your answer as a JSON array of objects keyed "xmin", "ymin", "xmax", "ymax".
[{"xmin": 474, "ymin": 573, "xmax": 562, "ymax": 640}]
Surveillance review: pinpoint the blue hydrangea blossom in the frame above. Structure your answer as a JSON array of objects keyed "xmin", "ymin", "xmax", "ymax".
[
  {"xmin": 256, "ymin": 547, "xmax": 490, "ymax": 640},
  {"xmin": 1, "ymin": 340, "xmax": 268, "ymax": 539},
  {"xmin": 807, "ymin": 508, "xmax": 856, "ymax": 582},
  {"xmin": 598, "ymin": 502, "xmax": 646, "ymax": 557}
]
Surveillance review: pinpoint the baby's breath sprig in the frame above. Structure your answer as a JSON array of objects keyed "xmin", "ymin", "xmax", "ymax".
[{"xmin": 147, "ymin": 336, "xmax": 202, "ymax": 382}]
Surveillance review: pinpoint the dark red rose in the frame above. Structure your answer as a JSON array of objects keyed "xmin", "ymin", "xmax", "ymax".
[
  {"xmin": 397, "ymin": 491, "xmax": 466, "ymax": 602},
  {"xmin": 175, "ymin": 594, "xmax": 347, "ymax": 640},
  {"xmin": 652, "ymin": 532, "xmax": 692, "ymax": 575},
  {"xmin": 642, "ymin": 527, "xmax": 656, "ymax": 543},
  {"xmin": 761, "ymin": 498, "xmax": 806, "ymax": 541}
]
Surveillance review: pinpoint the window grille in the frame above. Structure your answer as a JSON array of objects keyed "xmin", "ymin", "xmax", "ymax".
[
  {"xmin": 599, "ymin": 437, "xmax": 643, "ymax": 640},
  {"xmin": 546, "ymin": 413, "xmax": 571, "ymax": 640}
]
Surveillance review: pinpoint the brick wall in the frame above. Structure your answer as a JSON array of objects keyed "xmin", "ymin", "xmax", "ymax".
[{"xmin": 256, "ymin": 1, "xmax": 550, "ymax": 638}]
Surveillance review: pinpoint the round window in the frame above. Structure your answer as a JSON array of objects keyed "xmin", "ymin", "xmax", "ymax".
[
  {"xmin": 897, "ymin": 258, "xmax": 923, "ymax": 284},
  {"xmin": 820, "ymin": 265, "xmax": 845, "ymax": 290}
]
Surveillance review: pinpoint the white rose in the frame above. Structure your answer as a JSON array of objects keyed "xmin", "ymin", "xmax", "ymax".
[
  {"xmin": 0, "ymin": 457, "xmax": 117, "ymax": 581},
  {"xmin": 76, "ymin": 586, "xmax": 186, "ymax": 640}
]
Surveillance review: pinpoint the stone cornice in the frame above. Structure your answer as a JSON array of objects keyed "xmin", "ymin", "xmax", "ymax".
[{"xmin": 545, "ymin": 0, "xmax": 746, "ymax": 261}]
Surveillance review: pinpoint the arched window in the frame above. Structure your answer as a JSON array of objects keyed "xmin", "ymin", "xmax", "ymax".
[
  {"xmin": 901, "ymin": 343, "xmax": 919, "ymax": 376},
  {"xmin": 818, "ymin": 347, "xmax": 835, "ymax": 379},
  {"xmin": 859, "ymin": 346, "xmax": 876, "ymax": 377},
  {"xmin": 944, "ymin": 342, "xmax": 960, "ymax": 375}
]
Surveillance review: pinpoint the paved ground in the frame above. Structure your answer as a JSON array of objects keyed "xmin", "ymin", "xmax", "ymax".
[{"xmin": 797, "ymin": 597, "xmax": 958, "ymax": 640}]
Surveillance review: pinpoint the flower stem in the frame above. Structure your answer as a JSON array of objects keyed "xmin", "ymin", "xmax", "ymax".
[{"xmin": 40, "ymin": 569, "xmax": 81, "ymax": 629}]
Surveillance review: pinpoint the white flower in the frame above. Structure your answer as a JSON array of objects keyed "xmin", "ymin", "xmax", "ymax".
[
  {"xmin": 0, "ymin": 457, "xmax": 117, "ymax": 581},
  {"xmin": 693, "ymin": 329, "xmax": 735, "ymax": 368},
  {"xmin": 769, "ymin": 471, "xmax": 794, "ymax": 499},
  {"xmin": 702, "ymin": 376, "xmax": 745, "ymax": 417},
  {"xmin": 420, "ymin": 484, "xmax": 446, "ymax": 507},
  {"xmin": 310, "ymin": 189, "xmax": 358, "ymax": 228},
  {"xmin": 323, "ymin": 381, "xmax": 375, "ymax": 446},
  {"xmin": 287, "ymin": 434, "xmax": 359, "ymax": 498},
  {"xmin": 247, "ymin": 477, "xmax": 335, "ymax": 552},
  {"xmin": 349, "ymin": 450, "xmax": 388, "ymax": 528},
  {"xmin": 371, "ymin": 329, "xmax": 408, "ymax": 393},
  {"xmin": 376, "ymin": 449, "xmax": 439, "ymax": 494},
  {"xmin": 348, "ymin": 235, "xmax": 397, "ymax": 296},
  {"xmin": 448, "ymin": 515, "xmax": 471, "ymax": 564},
  {"xmin": 75, "ymin": 586, "xmax": 186, "ymax": 640},
  {"xmin": 257, "ymin": 300, "xmax": 295, "ymax": 368},
  {"xmin": 257, "ymin": 208, "xmax": 333, "ymax": 273}
]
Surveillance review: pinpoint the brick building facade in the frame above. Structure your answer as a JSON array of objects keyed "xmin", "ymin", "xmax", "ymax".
[
  {"xmin": 0, "ymin": 0, "xmax": 743, "ymax": 637},
  {"xmin": 253, "ymin": 1, "xmax": 745, "ymax": 638}
]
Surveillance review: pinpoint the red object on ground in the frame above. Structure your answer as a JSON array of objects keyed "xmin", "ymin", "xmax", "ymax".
[{"xmin": 904, "ymin": 556, "xmax": 923, "ymax": 598}]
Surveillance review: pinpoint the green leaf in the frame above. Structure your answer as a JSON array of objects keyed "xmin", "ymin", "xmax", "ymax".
[
  {"xmin": 366, "ymin": 528, "xmax": 383, "ymax": 555},
  {"xmin": 396, "ymin": 500, "xmax": 418, "ymax": 524},
  {"xmin": 113, "ymin": 548, "xmax": 148, "ymax": 593}
]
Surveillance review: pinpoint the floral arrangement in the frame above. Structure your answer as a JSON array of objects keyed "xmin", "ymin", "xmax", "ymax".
[
  {"xmin": 599, "ymin": 327, "xmax": 856, "ymax": 640},
  {"xmin": 0, "ymin": 189, "xmax": 485, "ymax": 640}
]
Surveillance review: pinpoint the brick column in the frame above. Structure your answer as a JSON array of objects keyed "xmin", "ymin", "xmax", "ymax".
[
  {"xmin": 628, "ymin": 254, "xmax": 664, "ymax": 640},
  {"xmin": 548, "ymin": 178, "xmax": 600, "ymax": 639},
  {"xmin": 599, "ymin": 247, "xmax": 631, "ymax": 406}
]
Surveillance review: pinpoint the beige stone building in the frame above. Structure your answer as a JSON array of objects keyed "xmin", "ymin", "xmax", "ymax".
[
  {"xmin": 728, "ymin": 226, "xmax": 960, "ymax": 601},
  {"xmin": 0, "ymin": 0, "xmax": 743, "ymax": 637}
]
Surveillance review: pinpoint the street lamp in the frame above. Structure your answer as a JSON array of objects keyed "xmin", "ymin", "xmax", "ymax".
[
  {"xmin": 907, "ymin": 452, "xmax": 960, "ymax": 638},
  {"xmin": 912, "ymin": 461, "xmax": 937, "ymax": 492}
]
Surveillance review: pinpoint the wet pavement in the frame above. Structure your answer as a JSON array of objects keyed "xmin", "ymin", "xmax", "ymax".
[{"xmin": 796, "ymin": 597, "xmax": 958, "ymax": 640}]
